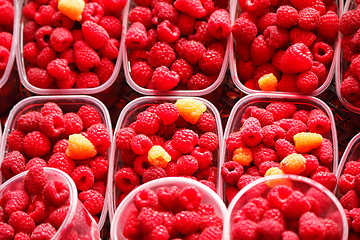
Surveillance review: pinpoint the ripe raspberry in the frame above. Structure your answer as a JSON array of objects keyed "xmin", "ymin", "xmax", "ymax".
[
  {"xmin": 207, "ymin": 9, "xmax": 230, "ymax": 39},
  {"xmin": 280, "ymin": 153, "xmax": 306, "ymax": 174},
  {"xmin": 130, "ymin": 61, "xmax": 153, "ymax": 87},
  {"xmin": 63, "ymin": 112, "xmax": 83, "ymax": 137},
  {"xmin": 16, "ymin": 111, "xmax": 42, "ymax": 133},
  {"xmin": 339, "ymin": 10, "xmax": 360, "ymax": 35},
  {"xmin": 133, "ymin": 188, "xmax": 158, "ymax": 210},
  {"xmin": 251, "ymin": 35, "xmax": 275, "ymax": 66},
  {"xmin": 257, "ymin": 219, "xmax": 285, "ymax": 239},
  {"xmin": 48, "ymin": 205, "xmax": 69, "ymax": 229},
  {"xmin": 66, "ymin": 133, "xmax": 97, "ymax": 160},
  {"xmin": 276, "ymin": 5, "xmax": 298, "ymax": 29},
  {"xmin": 258, "ymin": 73, "xmax": 278, "ymax": 91},
  {"xmin": 289, "ymin": 28, "xmax": 316, "ymax": 47},
  {"xmin": 137, "ymin": 207, "xmax": 162, "ymax": 235},
  {"xmin": 26, "ymin": 199, "xmax": 47, "ymax": 225},
  {"xmin": 221, "ymin": 161, "xmax": 244, "ymax": 186},
  {"xmin": 187, "ymin": 73, "xmax": 216, "ymax": 90},
  {"xmin": 34, "ymin": 26, "xmax": 53, "ymax": 49},
  {"xmin": 23, "ymin": 131, "xmax": 51, "ymax": 158},
  {"xmin": 341, "ymin": 76, "xmax": 360, "ymax": 104},
  {"xmin": 173, "ymin": 0, "xmax": 206, "ymax": 18},
  {"xmin": 74, "ymin": 40, "xmax": 100, "ymax": 72},
  {"xmin": 282, "ymin": 190, "xmax": 312, "ymax": 219},
  {"xmin": 338, "ymin": 173, "xmax": 355, "ymax": 195},
  {"xmin": 1, "ymin": 151, "xmax": 26, "ymax": 180},
  {"xmin": 312, "ymin": 42, "xmax": 334, "ymax": 66},
  {"xmin": 188, "ymin": 21, "xmax": 212, "ymax": 45},
  {"xmin": 115, "ymin": 167, "xmax": 140, "ymax": 193},
  {"xmin": 89, "ymin": 157, "xmax": 108, "ymax": 180},
  {"xmin": 35, "ymin": 5, "xmax": 56, "ymax": 26},
  {"xmin": 266, "ymin": 102, "xmax": 297, "ymax": 120},
  {"xmin": 341, "ymin": 190, "xmax": 360, "ymax": 210},
  {"xmin": 82, "ymin": 2, "xmax": 104, "ymax": 24},
  {"xmin": 148, "ymin": 42, "xmax": 176, "ymax": 68},
  {"xmin": 40, "ymin": 102, "xmax": 62, "ymax": 116},
  {"xmin": 176, "ymin": 155, "xmax": 198, "ymax": 175},
  {"xmin": 129, "ymin": 6, "xmax": 152, "ymax": 29},
  {"xmin": 237, "ymin": 174, "xmax": 260, "ymax": 190},
  {"xmin": 198, "ymin": 50, "xmax": 223, "ymax": 75},
  {"xmin": 78, "ymin": 189, "xmax": 104, "ymax": 216},
  {"xmin": 267, "ymin": 184, "xmax": 293, "ymax": 209},
  {"xmin": 311, "ymin": 138, "xmax": 333, "ymax": 167},
  {"xmin": 24, "ymin": 165, "xmax": 48, "ymax": 196},
  {"xmin": 43, "ymin": 180, "xmax": 70, "ymax": 207},
  {"xmin": 27, "ymin": 68, "xmax": 54, "ymax": 89},
  {"xmin": 86, "ymin": 123, "xmax": 111, "ymax": 153},
  {"xmin": 115, "ymin": 127, "xmax": 136, "ymax": 151},
  {"xmin": 253, "ymin": 144, "xmax": 279, "ymax": 168},
  {"xmin": 298, "ymin": 7, "xmax": 320, "ymax": 31},
  {"xmin": 36, "ymin": 46, "xmax": 57, "ymax": 69},
  {"xmin": 172, "ymin": 129, "xmax": 198, "ymax": 153},
  {"xmin": 51, "ymin": 11, "xmax": 75, "ymax": 30},
  {"xmin": 71, "ymin": 166, "xmax": 94, "ymax": 191},
  {"xmin": 197, "ymin": 132, "xmax": 218, "ymax": 152},
  {"xmin": 298, "ymin": 212, "xmax": 326, "ymax": 239},
  {"xmin": 307, "ymin": 109, "xmax": 331, "ymax": 136},
  {"xmin": 156, "ymin": 20, "xmax": 180, "ymax": 43},
  {"xmin": 8, "ymin": 130, "xmax": 26, "ymax": 152},
  {"xmin": 29, "ymin": 223, "xmax": 56, "ymax": 240},
  {"xmin": 143, "ymin": 166, "xmax": 167, "ymax": 183},
  {"xmin": 239, "ymin": 117, "xmax": 263, "ymax": 147},
  {"xmin": 23, "ymin": 21, "xmax": 39, "ymax": 43},
  {"xmin": 75, "ymin": 71, "xmax": 100, "ymax": 88},
  {"xmin": 301, "ymin": 154, "xmax": 319, "ymax": 177},
  {"xmin": 296, "ymin": 71, "xmax": 318, "ymax": 94},
  {"xmin": 130, "ymin": 134, "xmax": 153, "ymax": 155},
  {"xmin": 94, "ymin": 57, "xmax": 115, "ymax": 84},
  {"xmin": 280, "ymin": 43, "xmax": 313, "ymax": 74},
  {"xmin": 157, "ymin": 186, "xmax": 180, "ymax": 211},
  {"xmin": 259, "ymin": 161, "xmax": 280, "ymax": 176},
  {"xmin": 178, "ymin": 186, "xmax": 201, "ymax": 211},
  {"xmin": 170, "ymin": 58, "xmax": 193, "ymax": 84},
  {"xmin": 231, "ymin": 220, "xmax": 257, "ymax": 240},
  {"xmin": 39, "ymin": 113, "xmax": 65, "ymax": 139},
  {"xmin": 49, "ymin": 27, "xmax": 72, "ymax": 53},
  {"xmin": 264, "ymin": 25, "xmax": 289, "ymax": 49},
  {"xmin": 345, "ymin": 161, "xmax": 360, "ymax": 176},
  {"xmin": 48, "ymin": 152, "xmax": 75, "ymax": 175},
  {"xmin": 8, "ymin": 211, "xmax": 35, "ymax": 235},
  {"xmin": 134, "ymin": 111, "xmax": 161, "ymax": 135},
  {"xmin": 199, "ymin": 226, "xmax": 222, "ymax": 240},
  {"xmin": 177, "ymin": 40, "xmax": 206, "ymax": 65},
  {"xmin": 318, "ymin": 11, "xmax": 339, "ymax": 40},
  {"xmin": 47, "ymin": 58, "xmax": 71, "ymax": 84},
  {"xmin": 0, "ymin": 222, "xmax": 14, "ymax": 240},
  {"xmin": 262, "ymin": 124, "xmax": 285, "ymax": 148},
  {"xmin": 149, "ymin": 66, "xmax": 180, "ymax": 90},
  {"xmin": 77, "ymin": 105, "xmax": 102, "ymax": 129},
  {"xmin": 23, "ymin": 42, "xmax": 40, "ymax": 65},
  {"xmin": 174, "ymin": 211, "xmax": 201, "ymax": 235},
  {"xmin": 232, "ymin": 17, "xmax": 257, "ymax": 44},
  {"xmin": 226, "ymin": 131, "xmax": 244, "ymax": 153},
  {"xmin": 152, "ymin": 2, "xmax": 178, "ymax": 25},
  {"xmin": 311, "ymin": 171, "xmax": 337, "ymax": 191},
  {"xmin": 191, "ymin": 146, "xmax": 213, "ymax": 169}
]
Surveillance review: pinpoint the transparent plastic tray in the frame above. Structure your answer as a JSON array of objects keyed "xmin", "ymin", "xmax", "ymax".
[{"xmin": 0, "ymin": 95, "xmax": 113, "ymax": 231}]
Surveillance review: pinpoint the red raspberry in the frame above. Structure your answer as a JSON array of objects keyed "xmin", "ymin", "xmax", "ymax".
[
  {"xmin": 148, "ymin": 42, "xmax": 176, "ymax": 68},
  {"xmin": 23, "ymin": 1, "xmax": 38, "ymax": 20},
  {"xmin": 134, "ymin": 111, "xmax": 161, "ymax": 135},
  {"xmin": 250, "ymin": 35, "xmax": 275, "ymax": 66},
  {"xmin": 301, "ymin": 154, "xmax": 319, "ymax": 177},
  {"xmin": 23, "ymin": 42, "xmax": 40, "ymax": 65},
  {"xmin": 259, "ymin": 161, "xmax": 280, "ymax": 175},
  {"xmin": 34, "ymin": 5, "xmax": 55, "ymax": 26},
  {"xmin": 318, "ymin": 11, "xmax": 339, "ymax": 40},
  {"xmin": 157, "ymin": 20, "xmax": 180, "ymax": 43},
  {"xmin": 98, "ymin": 38, "xmax": 119, "ymax": 60},
  {"xmin": 47, "ymin": 58, "xmax": 71, "ymax": 84},
  {"xmin": 39, "ymin": 113, "xmax": 65, "ymax": 139},
  {"xmin": 282, "ymin": 191, "xmax": 311, "ymax": 219},
  {"xmin": 129, "ymin": 6, "xmax": 152, "ymax": 29},
  {"xmin": 267, "ymin": 184, "xmax": 293, "ymax": 209},
  {"xmin": 226, "ymin": 131, "xmax": 244, "ymax": 152},
  {"xmin": 77, "ymin": 105, "xmax": 102, "ymax": 129},
  {"xmin": 261, "ymin": 208, "xmax": 285, "ymax": 225},
  {"xmin": 116, "ymin": 127, "xmax": 136, "ymax": 151},
  {"xmin": 175, "ymin": 13, "xmax": 194, "ymax": 36},
  {"xmin": 307, "ymin": 109, "xmax": 331, "ymax": 137},
  {"xmin": 130, "ymin": 61, "xmax": 153, "ymax": 88},
  {"xmin": 239, "ymin": 0, "xmax": 271, "ymax": 16},
  {"xmin": 86, "ymin": 123, "xmax": 111, "ymax": 153},
  {"xmin": 351, "ymin": 56, "xmax": 360, "ymax": 80},
  {"xmin": 350, "ymin": 208, "xmax": 360, "ymax": 232},
  {"xmin": 298, "ymin": 212, "xmax": 325, "ymax": 239},
  {"xmin": 231, "ymin": 220, "xmax": 257, "ymax": 240},
  {"xmin": 94, "ymin": 57, "xmax": 115, "ymax": 84},
  {"xmin": 221, "ymin": 161, "xmax": 244, "ymax": 186},
  {"xmin": 125, "ymin": 22, "xmax": 148, "ymax": 50},
  {"xmin": 174, "ymin": 0, "xmax": 205, "ymax": 18},
  {"xmin": 115, "ymin": 167, "xmax": 140, "ymax": 193},
  {"xmin": 130, "ymin": 134, "xmax": 153, "ymax": 155},
  {"xmin": 170, "ymin": 58, "xmax": 193, "ymax": 84},
  {"xmin": 338, "ymin": 173, "xmax": 355, "ymax": 195},
  {"xmin": 188, "ymin": 21, "xmax": 212, "ymax": 45},
  {"xmin": 280, "ymin": 43, "xmax": 313, "ymax": 74},
  {"xmin": 266, "ymin": 102, "xmax": 297, "ymax": 120},
  {"xmin": 177, "ymin": 40, "xmax": 206, "ymax": 65},
  {"xmin": 196, "ymin": 113, "xmax": 216, "ymax": 132},
  {"xmin": 1, "ymin": 151, "xmax": 26, "ymax": 180},
  {"xmin": 187, "ymin": 73, "xmax": 215, "ymax": 90},
  {"xmin": 0, "ymin": 222, "xmax": 14, "ymax": 240},
  {"xmin": 17, "ymin": 111, "xmax": 42, "ymax": 133},
  {"xmin": 63, "ymin": 113, "xmax": 83, "ymax": 137},
  {"xmin": 152, "ymin": 2, "xmax": 178, "ymax": 25},
  {"xmin": 48, "ymin": 152, "xmax": 75, "ymax": 176},
  {"xmin": 298, "ymin": 7, "xmax": 320, "ymax": 31},
  {"xmin": 42, "ymin": 180, "xmax": 69, "ymax": 207},
  {"xmin": 239, "ymin": 117, "xmax": 263, "ymax": 147},
  {"xmin": 123, "ymin": 209, "xmax": 140, "ymax": 238},
  {"xmin": 23, "ymin": 21, "xmax": 39, "ymax": 43},
  {"xmin": 89, "ymin": 156, "xmax": 108, "ymax": 179},
  {"xmin": 257, "ymin": 12, "xmax": 276, "ymax": 33},
  {"xmin": 91, "ymin": 181, "xmax": 106, "ymax": 196},
  {"xmin": 149, "ymin": 66, "xmax": 180, "ymax": 90},
  {"xmin": 74, "ymin": 40, "xmax": 100, "ymax": 72},
  {"xmin": 79, "ymin": 189, "xmax": 104, "ymax": 216},
  {"xmin": 157, "ymin": 186, "xmax": 180, "ymax": 211},
  {"xmin": 253, "ymin": 62, "xmax": 281, "ymax": 81},
  {"xmin": 36, "ymin": 46, "xmax": 57, "ymax": 69},
  {"xmin": 23, "ymin": 131, "xmax": 51, "ymax": 158},
  {"xmin": 48, "ymin": 206, "xmax": 69, "ymax": 230},
  {"xmin": 174, "ymin": 211, "xmax": 200, "ymax": 235},
  {"xmin": 26, "ymin": 199, "xmax": 47, "ymax": 225},
  {"xmin": 30, "ymin": 223, "xmax": 56, "ymax": 240},
  {"xmin": 24, "ymin": 165, "xmax": 48, "ymax": 196},
  {"xmin": 311, "ymin": 171, "xmax": 337, "ymax": 191},
  {"xmin": 277, "ymin": 74, "xmax": 298, "ymax": 92},
  {"xmin": 99, "ymin": 16, "xmax": 121, "ymax": 39},
  {"xmin": 237, "ymin": 174, "xmax": 260, "ymax": 189},
  {"xmin": 236, "ymin": 60, "xmax": 255, "ymax": 82},
  {"xmin": 172, "ymin": 129, "xmax": 198, "ymax": 153},
  {"xmin": 276, "ymin": 5, "xmax": 298, "ymax": 29},
  {"xmin": 312, "ymin": 42, "xmax": 334, "ymax": 66},
  {"xmin": 339, "ymin": 10, "xmax": 360, "ymax": 35},
  {"xmin": 191, "ymin": 146, "xmax": 213, "ymax": 169},
  {"xmin": 176, "ymin": 155, "xmax": 198, "ymax": 175},
  {"xmin": 75, "ymin": 72, "xmax": 100, "ymax": 88},
  {"xmin": 155, "ymin": 103, "xmax": 179, "ymax": 126},
  {"xmin": 134, "ymin": 188, "xmax": 158, "ymax": 210},
  {"xmin": 49, "ymin": 27, "xmax": 72, "ymax": 52},
  {"xmin": 8, "ymin": 211, "xmax": 35, "ymax": 235},
  {"xmin": 282, "ymin": 231, "xmax": 300, "ymax": 240},
  {"xmin": 178, "ymin": 186, "xmax": 201, "ymax": 211},
  {"xmin": 26, "ymin": 157, "xmax": 47, "ymax": 170},
  {"xmin": 41, "ymin": 102, "xmax": 62, "ymax": 116},
  {"xmin": 207, "ymin": 9, "xmax": 230, "ymax": 39},
  {"xmin": 27, "ymin": 68, "xmax": 54, "ymax": 89},
  {"xmin": 257, "ymin": 219, "xmax": 285, "ymax": 239},
  {"xmin": 8, "ymin": 130, "xmax": 26, "ymax": 152},
  {"xmin": 147, "ymin": 225, "xmax": 170, "ymax": 240},
  {"xmin": 296, "ymin": 70, "xmax": 319, "ymax": 94},
  {"xmin": 199, "ymin": 226, "xmax": 222, "ymax": 240},
  {"xmin": 104, "ymin": 0, "xmax": 126, "ymax": 13},
  {"xmin": 71, "ymin": 166, "xmax": 94, "ymax": 191},
  {"xmin": 275, "ymin": 139, "xmax": 296, "ymax": 159},
  {"xmin": 264, "ymin": 25, "xmax": 289, "ymax": 49},
  {"xmin": 198, "ymin": 132, "xmax": 218, "ymax": 152},
  {"xmin": 198, "ymin": 50, "xmax": 223, "ymax": 75},
  {"xmin": 2, "ymin": 190, "xmax": 30, "ymax": 217},
  {"xmin": 252, "ymin": 144, "xmax": 279, "ymax": 168},
  {"xmin": 262, "ymin": 124, "xmax": 285, "ymax": 148},
  {"xmin": 293, "ymin": 110, "xmax": 310, "ymax": 124},
  {"xmin": 138, "ymin": 207, "xmax": 162, "ymax": 234},
  {"xmin": 82, "ymin": 2, "xmax": 104, "ymax": 23},
  {"xmin": 289, "ymin": 28, "xmax": 316, "ymax": 47},
  {"xmin": 51, "ymin": 11, "xmax": 75, "ymax": 30},
  {"xmin": 322, "ymin": 218, "xmax": 341, "ymax": 239},
  {"xmin": 34, "ymin": 25, "xmax": 53, "ymax": 50},
  {"xmin": 250, "ymin": 108, "xmax": 274, "ymax": 127},
  {"xmin": 345, "ymin": 161, "xmax": 360, "ymax": 176},
  {"xmin": 232, "ymin": 17, "xmax": 257, "ymax": 44}
]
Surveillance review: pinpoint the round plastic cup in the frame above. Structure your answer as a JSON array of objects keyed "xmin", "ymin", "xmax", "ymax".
[
  {"xmin": 0, "ymin": 0, "xmax": 20, "ymax": 89},
  {"xmin": 110, "ymin": 177, "xmax": 228, "ymax": 240},
  {"xmin": 223, "ymin": 174, "xmax": 348, "ymax": 240},
  {"xmin": 335, "ymin": 0, "xmax": 360, "ymax": 113},
  {"xmin": 121, "ymin": 0, "xmax": 230, "ymax": 96},
  {"xmin": 221, "ymin": 93, "xmax": 339, "ymax": 201},
  {"xmin": 0, "ymin": 167, "xmax": 100, "ymax": 239},
  {"xmin": 229, "ymin": 0, "xmax": 343, "ymax": 96},
  {"xmin": 108, "ymin": 96, "xmax": 224, "ymax": 222},
  {"xmin": 0, "ymin": 95, "xmax": 113, "ymax": 231},
  {"xmin": 16, "ymin": 0, "xmax": 123, "ymax": 95}
]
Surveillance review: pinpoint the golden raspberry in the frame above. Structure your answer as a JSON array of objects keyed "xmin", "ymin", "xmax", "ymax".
[
  {"xmin": 148, "ymin": 145, "xmax": 171, "ymax": 167},
  {"xmin": 232, "ymin": 147, "xmax": 253, "ymax": 166},
  {"xmin": 66, "ymin": 134, "xmax": 97, "ymax": 160},
  {"xmin": 280, "ymin": 153, "xmax": 306, "ymax": 174},
  {"xmin": 293, "ymin": 132, "xmax": 323, "ymax": 153},
  {"xmin": 258, "ymin": 73, "xmax": 278, "ymax": 91},
  {"xmin": 175, "ymin": 98, "xmax": 206, "ymax": 124},
  {"xmin": 58, "ymin": 0, "xmax": 86, "ymax": 21},
  {"xmin": 265, "ymin": 168, "xmax": 293, "ymax": 188},
  {"xmin": 265, "ymin": 167, "xmax": 284, "ymax": 176}
]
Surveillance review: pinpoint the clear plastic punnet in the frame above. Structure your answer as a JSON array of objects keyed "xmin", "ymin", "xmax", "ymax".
[
  {"xmin": 335, "ymin": 0, "xmax": 360, "ymax": 113},
  {"xmin": 108, "ymin": 96, "xmax": 224, "ymax": 222},
  {"xmin": 221, "ymin": 93, "xmax": 339, "ymax": 202},
  {"xmin": 224, "ymin": 174, "xmax": 348, "ymax": 240},
  {"xmin": 121, "ymin": 0, "xmax": 230, "ymax": 96},
  {"xmin": 0, "ymin": 0, "xmax": 20, "ymax": 89},
  {"xmin": 229, "ymin": 0, "xmax": 343, "ymax": 96},
  {"xmin": 0, "ymin": 95, "xmax": 113, "ymax": 231},
  {"xmin": 110, "ymin": 177, "xmax": 228, "ymax": 240},
  {"xmin": 16, "ymin": 0, "xmax": 123, "ymax": 95},
  {"xmin": 0, "ymin": 167, "xmax": 100, "ymax": 239}
]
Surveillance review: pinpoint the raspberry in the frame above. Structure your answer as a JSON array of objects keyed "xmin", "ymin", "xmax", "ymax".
[
  {"xmin": 339, "ymin": 10, "xmax": 360, "ymax": 35},
  {"xmin": 62, "ymin": 113, "xmax": 83, "ymax": 137},
  {"xmin": 311, "ymin": 171, "xmax": 337, "ymax": 191},
  {"xmin": 188, "ymin": 21, "xmax": 212, "ymax": 45},
  {"xmin": 176, "ymin": 155, "xmax": 198, "ymax": 175},
  {"xmin": 237, "ymin": 174, "xmax": 260, "ymax": 190},
  {"xmin": 338, "ymin": 174, "xmax": 355, "ymax": 195},
  {"xmin": 81, "ymin": 2, "xmax": 104, "ymax": 24},
  {"xmin": 94, "ymin": 57, "xmax": 115, "ymax": 84},
  {"xmin": 312, "ymin": 42, "xmax": 334, "ymax": 66},
  {"xmin": 133, "ymin": 188, "xmax": 157, "ymax": 210},
  {"xmin": 300, "ymin": 154, "xmax": 319, "ymax": 177},
  {"xmin": 0, "ymin": 222, "xmax": 14, "ymax": 240},
  {"xmin": 39, "ymin": 113, "xmax": 65, "ymax": 139},
  {"xmin": 71, "ymin": 166, "xmax": 94, "ymax": 191},
  {"xmin": 293, "ymin": 132, "xmax": 323, "ymax": 153},
  {"xmin": 26, "ymin": 68, "xmax": 54, "ymax": 89},
  {"xmin": 207, "ymin": 9, "xmax": 230, "ymax": 39},
  {"xmin": 171, "ymin": 129, "xmax": 198, "ymax": 154},
  {"xmin": 1, "ymin": 151, "xmax": 25, "ymax": 180},
  {"xmin": 251, "ymin": 35, "xmax": 275, "ymax": 66},
  {"xmin": 23, "ymin": 21, "xmax": 39, "ymax": 43},
  {"xmin": 27, "ymin": 199, "xmax": 47, "ymax": 225},
  {"xmin": 129, "ymin": 134, "xmax": 152, "ymax": 155},
  {"xmin": 264, "ymin": 25, "xmax": 289, "ymax": 49},
  {"xmin": 49, "ymin": 27, "xmax": 73, "ymax": 52},
  {"xmin": 98, "ymin": 38, "xmax": 119, "ymax": 60},
  {"xmin": 129, "ymin": 61, "xmax": 153, "ymax": 87},
  {"xmin": 257, "ymin": 219, "xmax": 285, "ymax": 239},
  {"xmin": 35, "ymin": 5, "xmax": 56, "ymax": 26},
  {"xmin": 134, "ymin": 111, "xmax": 161, "ymax": 135},
  {"xmin": 66, "ymin": 133, "xmax": 97, "ymax": 159},
  {"xmin": 322, "ymin": 218, "xmax": 341, "ymax": 239},
  {"xmin": 17, "ymin": 111, "xmax": 42, "ymax": 133},
  {"xmin": 150, "ymin": 66, "xmax": 180, "ymax": 90},
  {"xmin": 226, "ymin": 131, "xmax": 244, "ymax": 153},
  {"xmin": 173, "ymin": 0, "xmax": 205, "ymax": 18},
  {"xmin": 232, "ymin": 17, "xmax": 257, "ymax": 45},
  {"xmin": 239, "ymin": 0, "xmax": 271, "ymax": 16},
  {"xmin": 123, "ymin": 209, "xmax": 140, "ymax": 238},
  {"xmin": 74, "ymin": 40, "xmax": 100, "ymax": 72},
  {"xmin": 252, "ymin": 144, "xmax": 279, "ymax": 168},
  {"xmin": 58, "ymin": 0, "xmax": 85, "ymax": 21},
  {"xmin": 345, "ymin": 161, "xmax": 360, "ymax": 176},
  {"xmin": 289, "ymin": 28, "xmax": 316, "ymax": 47},
  {"xmin": 280, "ymin": 153, "xmax": 306, "ymax": 174},
  {"xmin": 257, "ymin": 73, "xmax": 278, "ymax": 91},
  {"xmin": 23, "ymin": 42, "xmax": 40, "ymax": 65},
  {"xmin": 51, "ymin": 11, "xmax": 75, "ymax": 30},
  {"xmin": 24, "ymin": 165, "xmax": 48, "ymax": 196},
  {"xmin": 259, "ymin": 161, "xmax": 280, "ymax": 176},
  {"xmin": 298, "ymin": 7, "xmax": 320, "ymax": 31},
  {"xmin": 115, "ymin": 127, "xmax": 137, "ymax": 151},
  {"xmin": 8, "ymin": 211, "xmax": 35, "ymax": 235},
  {"xmin": 42, "ymin": 180, "xmax": 69, "ymax": 207},
  {"xmin": 262, "ymin": 124, "xmax": 285, "ymax": 148},
  {"xmin": 298, "ymin": 212, "xmax": 325, "ymax": 239},
  {"xmin": 26, "ymin": 157, "xmax": 47, "ymax": 170},
  {"xmin": 23, "ymin": 131, "xmax": 51, "ymax": 158},
  {"xmin": 341, "ymin": 76, "xmax": 360, "ymax": 103},
  {"xmin": 195, "ymin": 113, "xmax": 216, "ymax": 133},
  {"xmin": 40, "ymin": 102, "xmax": 62, "ymax": 117},
  {"xmin": 199, "ymin": 226, "xmax": 222, "ymax": 240},
  {"xmin": 187, "ymin": 73, "xmax": 216, "ymax": 90},
  {"xmin": 14, "ymin": 232, "xmax": 30, "ymax": 240},
  {"xmin": 266, "ymin": 102, "xmax": 297, "ymax": 120},
  {"xmin": 148, "ymin": 42, "xmax": 176, "ymax": 68},
  {"xmin": 77, "ymin": 105, "xmax": 102, "ymax": 129},
  {"xmin": 197, "ymin": 132, "xmax": 218, "ymax": 152},
  {"xmin": 86, "ymin": 123, "xmax": 110, "ymax": 153},
  {"xmin": 198, "ymin": 50, "xmax": 223, "ymax": 75},
  {"xmin": 35, "ymin": 26, "xmax": 53, "ymax": 49},
  {"xmin": 276, "ymin": 5, "xmax": 298, "ymax": 29},
  {"xmin": 311, "ymin": 137, "xmax": 333, "ymax": 166},
  {"xmin": 177, "ymin": 186, "xmax": 201, "ymax": 211},
  {"xmin": 157, "ymin": 186, "xmax": 180, "ymax": 211},
  {"xmin": 232, "ymin": 147, "xmax": 253, "ymax": 166},
  {"xmin": 170, "ymin": 58, "xmax": 193, "ymax": 84},
  {"xmin": 30, "ymin": 223, "xmax": 56, "ymax": 240},
  {"xmin": 75, "ymin": 71, "xmax": 101, "ymax": 88},
  {"xmin": 138, "ymin": 207, "xmax": 162, "ymax": 234},
  {"xmin": 89, "ymin": 156, "xmax": 108, "ymax": 179},
  {"xmin": 267, "ymin": 184, "xmax": 293, "ymax": 209},
  {"xmin": 274, "ymin": 138, "xmax": 295, "ymax": 159},
  {"xmin": 231, "ymin": 220, "xmax": 257, "ymax": 240},
  {"xmin": 261, "ymin": 208, "xmax": 285, "ymax": 226},
  {"xmin": 78, "ymin": 189, "xmax": 104, "ymax": 216},
  {"xmin": 283, "ymin": 190, "xmax": 312, "ymax": 219},
  {"xmin": 23, "ymin": 1, "xmax": 38, "ymax": 20},
  {"xmin": 48, "ymin": 206, "xmax": 69, "ymax": 230},
  {"xmin": 280, "ymin": 43, "xmax": 313, "ymax": 74},
  {"xmin": 147, "ymin": 225, "xmax": 170, "ymax": 240},
  {"xmin": 157, "ymin": 20, "xmax": 181, "ymax": 43},
  {"xmin": 6, "ymin": 130, "xmax": 24, "ymax": 152},
  {"xmin": 318, "ymin": 11, "xmax": 339, "ymax": 40},
  {"xmin": 129, "ymin": 7, "xmax": 152, "ymax": 29},
  {"xmin": 174, "ymin": 211, "xmax": 201, "ymax": 235},
  {"xmin": 239, "ymin": 117, "xmax": 263, "ymax": 147},
  {"xmin": 36, "ymin": 46, "xmax": 57, "ymax": 69},
  {"xmin": 152, "ymin": 2, "xmax": 178, "ymax": 25},
  {"xmin": 177, "ymin": 40, "xmax": 206, "ymax": 65},
  {"xmin": 221, "ymin": 161, "xmax": 244, "ymax": 185},
  {"xmin": 175, "ymin": 98, "xmax": 206, "ymax": 124},
  {"xmin": 115, "ymin": 167, "xmax": 140, "ymax": 193},
  {"xmin": 307, "ymin": 109, "xmax": 331, "ymax": 137},
  {"xmin": 191, "ymin": 147, "xmax": 213, "ymax": 169}
]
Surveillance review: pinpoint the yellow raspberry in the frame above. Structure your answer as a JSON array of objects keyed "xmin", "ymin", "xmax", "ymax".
[
  {"xmin": 265, "ymin": 167, "xmax": 284, "ymax": 177},
  {"xmin": 66, "ymin": 134, "xmax": 97, "ymax": 160},
  {"xmin": 58, "ymin": 0, "xmax": 85, "ymax": 21},
  {"xmin": 175, "ymin": 98, "xmax": 206, "ymax": 124},
  {"xmin": 232, "ymin": 147, "xmax": 253, "ymax": 166},
  {"xmin": 148, "ymin": 145, "xmax": 171, "ymax": 168},
  {"xmin": 265, "ymin": 168, "xmax": 293, "ymax": 188},
  {"xmin": 293, "ymin": 132, "xmax": 323, "ymax": 153},
  {"xmin": 280, "ymin": 153, "xmax": 306, "ymax": 174},
  {"xmin": 258, "ymin": 73, "xmax": 278, "ymax": 91}
]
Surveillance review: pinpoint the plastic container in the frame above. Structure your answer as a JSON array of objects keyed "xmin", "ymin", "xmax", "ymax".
[
  {"xmin": 121, "ymin": 0, "xmax": 230, "ymax": 96},
  {"xmin": 0, "ymin": 0, "xmax": 20, "ymax": 89},
  {"xmin": 335, "ymin": 0, "xmax": 360, "ymax": 113},
  {"xmin": 0, "ymin": 167, "xmax": 100, "ymax": 239},
  {"xmin": 229, "ymin": 0, "xmax": 343, "ymax": 96},
  {"xmin": 224, "ymin": 174, "xmax": 348, "ymax": 240},
  {"xmin": 221, "ymin": 93, "xmax": 339, "ymax": 201},
  {"xmin": 0, "ymin": 95, "xmax": 113, "ymax": 231},
  {"xmin": 16, "ymin": 0, "xmax": 123, "ymax": 95},
  {"xmin": 110, "ymin": 177, "xmax": 228, "ymax": 240},
  {"xmin": 108, "ymin": 96, "xmax": 224, "ymax": 222}
]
